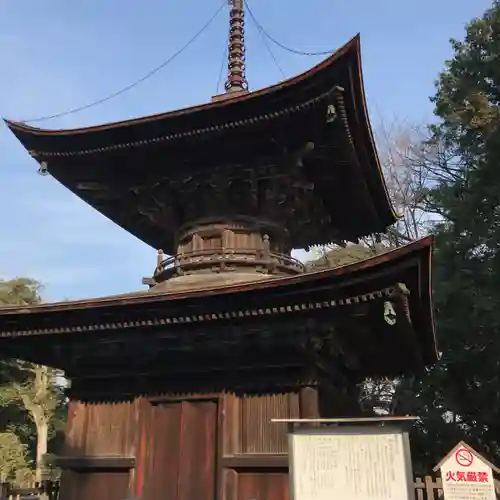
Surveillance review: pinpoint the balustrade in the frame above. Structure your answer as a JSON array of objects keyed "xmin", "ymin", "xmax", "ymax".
[{"xmin": 152, "ymin": 246, "xmax": 304, "ymax": 283}]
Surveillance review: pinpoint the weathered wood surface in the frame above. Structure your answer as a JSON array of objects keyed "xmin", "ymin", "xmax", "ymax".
[
  {"xmin": 141, "ymin": 399, "xmax": 217, "ymax": 500},
  {"xmin": 58, "ymin": 400, "xmax": 138, "ymax": 500},
  {"xmin": 240, "ymin": 393, "xmax": 300, "ymax": 453},
  {"xmin": 55, "ymin": 391, "xmax": 310, "ymax": 500}
]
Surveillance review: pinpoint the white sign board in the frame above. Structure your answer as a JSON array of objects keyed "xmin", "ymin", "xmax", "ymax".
[
  {"xmin": 289, "ymin": 426, "xmax": 414, "ymax": 500},
  {"xmin": 440, "ymin": 445, "xmax": 496, "ymax": 500}
]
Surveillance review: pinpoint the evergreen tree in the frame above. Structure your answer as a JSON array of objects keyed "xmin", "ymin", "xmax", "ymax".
[
  {"xmin": 0, "ymin": 278, "xmax": 66, "ymax": 482},
  {"xmin": 396, "ymin": 0, "xmax": 500, "ymax": 471}
]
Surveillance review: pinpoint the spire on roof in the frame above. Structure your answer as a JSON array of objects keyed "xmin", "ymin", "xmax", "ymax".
[{"xmin": 224, "ymin": 0, "xmax": 248, "ymax": 93}]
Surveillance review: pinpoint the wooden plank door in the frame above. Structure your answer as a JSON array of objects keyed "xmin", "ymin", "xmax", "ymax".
[{"xmin": 143, "ymin": 399, "xmax": 218, "ymax": 500}]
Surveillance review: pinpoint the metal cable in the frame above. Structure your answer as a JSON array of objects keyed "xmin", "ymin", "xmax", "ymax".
[
  {"xmin": 244, "ymin": 0, "xmax": 334, "ymax": 57},
  {"xmin": 216, "ymin": 39, "xmax": 228, "ymax": 93},
  {"xmin": 247, "ymin": 7, "xmax": 286, "ymax": 80},
  {"xmin": 20, "ymin": 1, "xmax": 226, "ymax": 124}
]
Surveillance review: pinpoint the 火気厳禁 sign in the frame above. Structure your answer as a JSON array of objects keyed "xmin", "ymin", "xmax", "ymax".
[{"xmin": 434, "ymin": 442, "xmax": 499, "ymax": 500}]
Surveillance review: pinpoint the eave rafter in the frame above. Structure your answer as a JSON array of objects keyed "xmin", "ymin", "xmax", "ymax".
[
  {"xmin": 24, "ymin": 88, "xmax": 340, "ymax": 159},
  {"xmin": 0, "ymin": 236, "xmax": 436, "ymax": 389},
  {"xmin": 0, "ymin": 283, "xmax": 405, "ymax": 338},
  {"xmin": 0, "ymin": 281, "xmax": 425, "ymax": 388}
]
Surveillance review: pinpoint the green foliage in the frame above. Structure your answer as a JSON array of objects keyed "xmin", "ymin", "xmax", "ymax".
[
  {"xmin": 431, "ymin": 0, "xmax": 500, "ymax": 159},
  {"xmin": 0, "ymin": 432, "xmax": 31, "ymax": 482},
  {"xmin": 306, "ymin": 244, "xmax": 387, "ymax": 271},
  {"xmin": 0, "ymin": 278, "xmax": 43, "ymax": 306},
  {"xmin": 0, "ymin": 278, "xmax": 66, "ymax": 480},
  {"xmin": 394, "ymin": 0, "xmax": 500, "ymax": 472}
]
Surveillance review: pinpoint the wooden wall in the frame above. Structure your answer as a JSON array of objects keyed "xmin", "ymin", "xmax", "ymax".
[
  {"xmin": 140, "ymin": 398, "xmax": 218, "ymax": 500},
  {"xmin": 239, "ymin": 393, "xmax": 300, "ymax": 453},
  {"xmin": 64, "ymin": 400, "xmax": 137, "ymax": 457},
  {"xmin": 59, "ymin": 400, "xmax": 139, "ymax": 500},
  {"xmin": 59, "ymin": 387, "xmax": 319, "ymax": 500},
  {"xmin": 221, "ymin": 388, "xmax": 319, "ymax": 500}
]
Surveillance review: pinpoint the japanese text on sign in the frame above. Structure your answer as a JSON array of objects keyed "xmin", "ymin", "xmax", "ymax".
[
  {"xmin": 445, "ymin": 471, "xmax": 488, "ymax": 483},
  {"xmin": 438, "ymin": 443, "xmax": 496, "ymax": 500},
  {"xmin": 289, "ymin": 427, "xmax": 413, "ymax": 500}
]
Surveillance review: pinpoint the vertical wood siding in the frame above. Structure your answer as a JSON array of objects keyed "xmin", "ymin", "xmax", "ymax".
[
  {"xmin": 142, "ymin": 399, "xmax": 218, "ymax": 500},
  {"xmin": 240, "ymin": 393, "xmax": 300, "ymax": 454}
]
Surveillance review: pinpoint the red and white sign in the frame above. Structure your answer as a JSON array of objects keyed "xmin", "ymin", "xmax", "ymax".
[
  {"xmin": 455, "ymin": 448, "xmax": 474, "ymax": 467},
  {"xmin": 438, "ymin": 443, "xmax": 496, "ymax": 500}
]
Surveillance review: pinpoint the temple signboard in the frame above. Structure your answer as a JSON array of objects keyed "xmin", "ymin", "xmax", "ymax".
[
  {"xmin": 288, "ymin": 420, "xmax": 415, "ymax": 500},
  {"xmin": 434, "ymin": 442, "xmax": 498, "ymax": 500}
]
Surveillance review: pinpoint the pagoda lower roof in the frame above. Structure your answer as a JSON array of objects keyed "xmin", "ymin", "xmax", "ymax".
[
  {"xmin": 0, "ymin": 238, "xmax": 437, "ymax": 379},
  {"xmin": 5, "ymin": 35, "xmax": 396, "ymax": 251}
]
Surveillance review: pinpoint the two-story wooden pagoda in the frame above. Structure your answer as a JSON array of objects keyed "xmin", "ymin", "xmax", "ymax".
[{"xmin": 1, "ymin": 3, "xmax": 437, "ymax": 499}]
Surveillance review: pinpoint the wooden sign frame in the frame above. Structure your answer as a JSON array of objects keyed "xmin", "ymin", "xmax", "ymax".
[{"xmin": 284, "ymin": 418, "xmax": 416, "ymax": 500}]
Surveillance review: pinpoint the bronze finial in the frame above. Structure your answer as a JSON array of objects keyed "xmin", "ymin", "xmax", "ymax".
[{"xmin": 224, "ymin": 0, "xmax": 248, "ymax": 93}]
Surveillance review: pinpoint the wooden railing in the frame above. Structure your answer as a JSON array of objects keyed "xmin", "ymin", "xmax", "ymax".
[
  {"xmin": 0, "ymin": 480, "xmax": 59, "ymax": 500},
  {"xmin": 153, "ymin": 247, "xmax": 305, "ymax": 281},
  {"xmin": 414, "ymin": 475, "xmax": 500, "ymax": 500},
  {"xmin": 414, "ymin": 476, "xmax": 445, "ymax": 500}
]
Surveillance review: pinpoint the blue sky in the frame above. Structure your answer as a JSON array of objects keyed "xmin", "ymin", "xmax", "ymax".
[{"xmin": 0, "ymin": 0, "xmax": 491, "ymax": 302}]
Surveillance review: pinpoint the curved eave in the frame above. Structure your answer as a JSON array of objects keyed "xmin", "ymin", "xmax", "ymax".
[
  {"xmin": 0, "ymin": 237, "xmax": 437, "ymax": 366},
  {"xmin": 348, "ymin": 41, "xmax": 398, "ymax": 227},
  {"xmin": 5, "ymin": 35, "xmax": 361, "ymax": 138},
  {"xmin": 5, "ymin": 34, "xmax": 396, "ymax": 226}
]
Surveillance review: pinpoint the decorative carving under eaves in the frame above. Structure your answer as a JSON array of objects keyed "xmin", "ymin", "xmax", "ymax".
[
  {"xmin": 125, "ymin": 143, "xmax": 325, "ymax": 248},
  {"xmin": 66, "ymin": 93, "xmax": 378, "ymax": 252}
]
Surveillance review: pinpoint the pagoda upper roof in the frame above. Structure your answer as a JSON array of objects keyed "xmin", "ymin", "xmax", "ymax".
[
  {"xmin": 6, "ymin": 35, "xmax": 376, "ymax": 148},
  {"xmin": 5, "ymin": 35, "xmax": 397, "ymax": 252},
  {"xmin": 0, "ymin": 237, "xmax": 437, "ymax": 381}
]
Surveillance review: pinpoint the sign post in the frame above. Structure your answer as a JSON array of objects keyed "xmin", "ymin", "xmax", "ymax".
[
  {"xmin": 434, "ymin": 441, "xmax": 499, "ymax": 500},
  {"xmin": 275, "ymin": 417, "xmax": 416, "ymax": 500}
]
